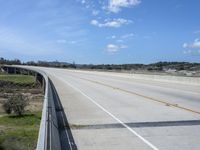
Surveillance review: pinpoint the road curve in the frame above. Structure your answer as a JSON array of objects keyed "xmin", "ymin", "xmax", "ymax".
[{"xmin": 32, "ymin": 67, "xmax": 200, "ymax": 150}]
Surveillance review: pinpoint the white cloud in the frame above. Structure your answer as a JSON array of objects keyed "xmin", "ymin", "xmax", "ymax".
[
  {"xmin": 106, "ymin": 43, "xmax": 127, "ymax": 53},
  {"xmin": 183, "ymin": 38, "xmax": 200, "ymax": 56},
  {"xmin": 81, "ymin": 0, "xmax": 86, "ymax": 4},
  {"xmin": 182, "ymin": 43, "xmax": 188, "ymax": 48},
  {"xmin": 91, "ymin": 20, "xmax": 99, "ymax": 26},
  {"xmin": 68, "ymin": 41, "xmax": 77, "ymax": 44},
  {"xmin": 57, "ymin": 39, "xmax": 78, "ymax": 44},
  {"xmin": 107, "ymin": 33, "xmax": 134, "ymax": 43},
  {"xmin": 92, "ymin": 10, "xmax": 99, "ymax": 16},
  {"xmin": 183, "ymin": 49, "xmax": 192, "ymax": 54},
  {"xmin": 193, "ymin": 39, "xmax": 200, "ymax": 48},
  {"xmin": 91, "ymin": 18, "xmax": 132, "ymax": 28},
  {"xmin": 107, "ymin": 35, "xmax": 116, "ymax": 39},
  {"xmin": 183, "ymin": 49, "xmax": 200, "ymax": 56},
  {"xmin": 107, "ymin": 44, "xmax": 119, "ymax": 52},
  {"xmin": 183, "ymin": 38, "xmax": 200, "ymax": 49},
  {"xmin": 108, "ymin": 0, "xmax": 141, "ymax": 13},
  {"xmin": 79, "ymin": 0, "xmax": 97, "ymax": 12},
  {"xmin": 121, "ymin": 33, "xmax": 134, "ymax": 39},
  {"xmin": 117, "ymin": 39, "xmax": 123, "ymax": 43},
  {"xmin": 111, "ymin": 35, "xmax": 116, "ymax": 39}
]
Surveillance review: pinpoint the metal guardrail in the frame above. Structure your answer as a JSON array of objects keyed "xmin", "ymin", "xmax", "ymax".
[
  {"xmin": 1, "ymin": 65, "xmax": 62, "ymax": 150},
  {"xmin": 36, "ymin": 70, "xmax": 50, "ymax": 150}
]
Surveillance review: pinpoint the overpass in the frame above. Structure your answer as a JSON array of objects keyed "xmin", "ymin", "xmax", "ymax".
[{"xmin": 2, "ymin": 66, "xmax": 200, "ymax": 150}]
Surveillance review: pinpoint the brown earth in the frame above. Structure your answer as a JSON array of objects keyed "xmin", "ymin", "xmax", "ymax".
[{"xmin": 0, "ymin": 80, "xmax": 43, "ymax": 114}]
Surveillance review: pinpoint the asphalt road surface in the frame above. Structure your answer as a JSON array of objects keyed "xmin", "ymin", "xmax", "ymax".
[{"xmin": 36, "ymin": 67, "xmax": 200, "ymax": 150}]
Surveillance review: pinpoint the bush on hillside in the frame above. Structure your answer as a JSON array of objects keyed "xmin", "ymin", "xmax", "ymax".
[{"xmin": 3, "ymin": 94, "xmax": 29, "ymax": 116}]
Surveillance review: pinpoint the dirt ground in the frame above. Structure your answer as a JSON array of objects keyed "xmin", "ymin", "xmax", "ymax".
[
  {"xmin": 0, "ymin": 76, "xmax": 44, "ymax": 150},
  {"xmin": 0, "ymin": 80, "xmax": 44, "ymax": 115}
]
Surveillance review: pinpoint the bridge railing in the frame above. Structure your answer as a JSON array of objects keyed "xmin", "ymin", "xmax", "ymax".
[{"xmin": 1, "ymin": 65, "xmax": 61, "ymax": 150}]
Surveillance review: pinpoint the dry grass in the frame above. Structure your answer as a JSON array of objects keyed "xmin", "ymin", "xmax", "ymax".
[{"xmin": 0, "ymin": 74, "xmax": 43, "ymax": 150}]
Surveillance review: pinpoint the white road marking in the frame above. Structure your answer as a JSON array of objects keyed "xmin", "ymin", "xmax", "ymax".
[{"xmin": 56, "ymin": 76, "xmax": 159, "ymax": 150}]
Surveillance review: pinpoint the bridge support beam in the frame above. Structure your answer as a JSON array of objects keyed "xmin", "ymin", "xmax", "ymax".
[{"xmin": 36, "ymin": 73, "xmax": 45, "ymax": 92}]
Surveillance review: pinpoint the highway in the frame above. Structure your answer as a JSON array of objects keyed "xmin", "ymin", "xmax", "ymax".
[{"xmin": 36, "ymin": 67, "xmax": 200, "ymax": 150}]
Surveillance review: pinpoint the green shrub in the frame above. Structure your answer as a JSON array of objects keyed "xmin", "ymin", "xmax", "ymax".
[
  {"xmin": 3, "ymin": 94, "xmax": 29, "ymax": 116},
  {"xmin": 2, "ymin": 101, "xmax": 12, "ymax": 114}
]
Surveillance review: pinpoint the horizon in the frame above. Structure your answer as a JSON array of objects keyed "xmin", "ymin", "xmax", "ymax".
[
  {"xmin": 0, "ymin": 0, "xmax": 200, "ymax": 64},
  {"xmin": 1, "ymin": 57, "xmax": 200, "ymax": 65}
]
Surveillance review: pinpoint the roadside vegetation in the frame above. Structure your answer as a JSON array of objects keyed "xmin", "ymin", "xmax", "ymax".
[
  {"xmin": 0, "ymin": 112, "xmax": 41, "ymax": 150},
  {"xmin": 0, "ymin": 72, "xmax": 43, "ymax": 150},
  {"xmin": 0, "ymin": 74, "xmax": 35, "ymax": 85},
  {"xmin": 3, "ymin": 94, "xmax": 29, "ymax": 116}
]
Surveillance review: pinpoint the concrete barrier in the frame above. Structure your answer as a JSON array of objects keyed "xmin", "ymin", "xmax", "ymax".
[
  {"xmin": 127, "ymin": 74, "xmax": 200, "ymax": 85},
  {"xmin": 2, "ymin": 65, "xmax": 62, "ymax": 150},
  {"xmin": 68, "ymin": 69, "xmax": 200, "ymax": 86}
]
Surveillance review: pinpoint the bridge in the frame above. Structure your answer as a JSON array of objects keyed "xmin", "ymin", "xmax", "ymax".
[{"xmin": 2, "ymin": 65, "xmax": 200, "ymax": 150}]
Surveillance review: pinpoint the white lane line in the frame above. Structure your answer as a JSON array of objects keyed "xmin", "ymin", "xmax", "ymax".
[{"xmin": 56, "ymin": 76, "xmax": 159, "ymax": 150}]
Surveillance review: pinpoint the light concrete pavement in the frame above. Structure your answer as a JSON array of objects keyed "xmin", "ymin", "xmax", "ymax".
[{"xmin": 33, "ymin": 67, "xmax": 200, "ymax": 150}]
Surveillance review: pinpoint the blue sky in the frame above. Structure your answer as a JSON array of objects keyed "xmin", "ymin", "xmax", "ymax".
[{"xmin": 0, "ymin": 0, "xmax": 200, "ymax": 64}]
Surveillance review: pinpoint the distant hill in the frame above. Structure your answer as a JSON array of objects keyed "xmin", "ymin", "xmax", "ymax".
[{"xmin": 1, "ymin": 57, "xmax": 200, "ymax": 76}]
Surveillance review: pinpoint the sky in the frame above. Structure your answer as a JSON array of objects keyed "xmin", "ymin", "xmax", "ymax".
[{"xmin": 0, "ymin": 0, "xmax": 200, "ymax": 64}]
